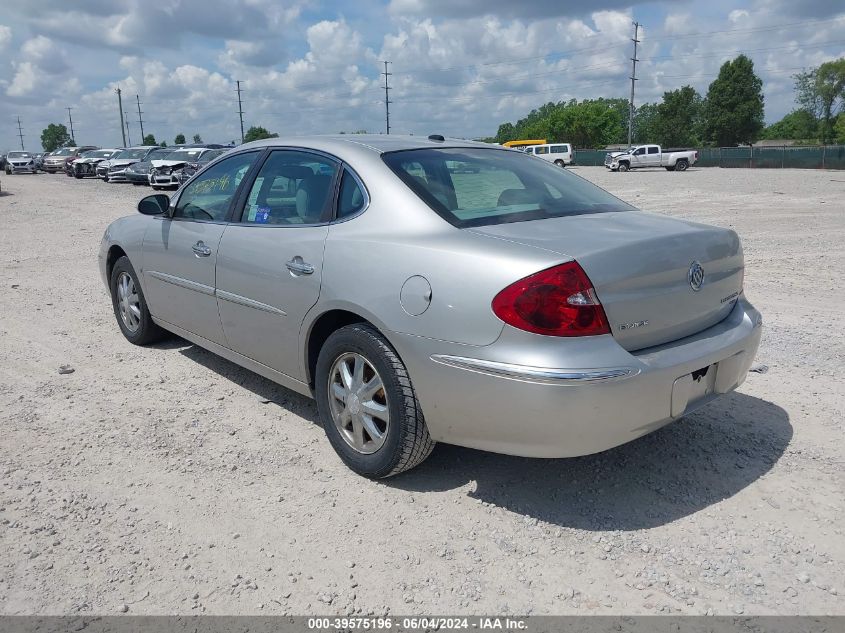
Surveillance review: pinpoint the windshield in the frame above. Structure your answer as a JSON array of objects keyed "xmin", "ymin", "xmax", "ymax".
[
  {"xmin": 8, "ymin": 152, "xmax": 32, "ymax": 158},
  {"xmin": 200, "ymin": 149, "xmax": 226, "ymax": 162},
  {"xmin": 115, "ymin": 148, "xmax": 148, "ymax": 160},
  {"xmin": 88, "ymin": 150, "xmax": 115, "ymax": 158},
  {"xmin": 145, "ymin": 149, "xmax": 172, "ymax": 161},
  {"xmin": 382, "ymin": 148, "xmax": 633, "ymax": 228},
  {"xmin": 54, "ymin": 148, "xmax": 75, "ymax": 156},
  {"xmin": 163, "ymin": 149, "xmax": 205, "ymax": 162}
]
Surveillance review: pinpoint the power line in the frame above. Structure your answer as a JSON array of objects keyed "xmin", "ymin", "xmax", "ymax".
[
  {"xmin": 136, "ymin": 95, "xmax": 145, "ymax": 141},
  {"xmin": 381, "ymin": 61, "xmax": 392, "ymax": 135},
  {"xmin": 66, "ymin": 107, "xmax": 75, "ymax": 143},
  {"xmin": 16, "ymin": 116, "xmax": 25, "ymax": 150},
  {"xmin": 236, "ymin": 80, "xmax": 245, "ymax": 144},
  {"xmin": 124, "ymin": 112, "xmax": 132, "ymax": 146},
  {"xmin": 628, "ymin": 21, "xmax": 640, "ymax": 148},
  {"xmin": 115, "ymin": 87, "xmax": 126, "ymax": 147}
]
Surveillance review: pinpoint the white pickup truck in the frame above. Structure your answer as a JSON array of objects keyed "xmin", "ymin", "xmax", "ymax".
[{"xmin": 604, "ymin": 144, "xmax": 698, "ymax": 172}]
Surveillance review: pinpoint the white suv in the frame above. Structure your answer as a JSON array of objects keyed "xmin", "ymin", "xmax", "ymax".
[{"xmin": 524, "ymin": 143, "xmax": 574, "ymax": 167}]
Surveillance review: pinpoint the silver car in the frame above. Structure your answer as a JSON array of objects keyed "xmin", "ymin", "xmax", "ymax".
[
  {"xmin": 99, "ymin": 135, "xmax": 762, "ymax": 478},
  {"xmin": 4, "ymin": 151, "xmax": 39, "ymax": 174}
]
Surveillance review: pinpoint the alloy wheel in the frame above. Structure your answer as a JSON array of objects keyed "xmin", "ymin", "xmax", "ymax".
[
  {"xmin": 116, "ymin": 271, "xmax": 141, "ymax": 333},
  {"xmin": 327, "ymin": 352, "xmax": 390, "ymax": 454}
]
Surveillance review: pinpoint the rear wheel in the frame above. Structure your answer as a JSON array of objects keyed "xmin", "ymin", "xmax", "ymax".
[
  {"xmin": 109, "ymin": 257, "xmax": 165, "ymax": 345},
  {"xmin": 554, "ymin": 159, "xmax": 565, "ymax": 168},
  {"xmin": 665, "ymin": 166, "xmax": 676, "ymax": 171},
  {"xmin": 315, "ymin": 324, "xmax": 435, "ymax": 478},
  {"xmin": 618, "ymin": 162, "xmax": 629, "ymax": 172},
  {"xmin": 676, "ymin": 159, "xmax": 689, "ymax": 172}
]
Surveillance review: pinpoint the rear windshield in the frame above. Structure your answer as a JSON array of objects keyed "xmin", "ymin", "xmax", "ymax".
[{"xmin": 382, "ymin": 147, "xmax": 632, "ymax": 228}]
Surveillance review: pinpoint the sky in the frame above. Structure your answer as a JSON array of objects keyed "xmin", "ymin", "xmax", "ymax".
[{"xmin": 1, "ymin": 0, "xmax": 844, "ymax": 150}]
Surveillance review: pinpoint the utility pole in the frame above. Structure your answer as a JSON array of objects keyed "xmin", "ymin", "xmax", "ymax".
[
  {"xmin": 16, "ymin": 116, "xmax": 25, "ymax": 150},
  {"xmin": 66, "ymin": 107, "xmax": 76, "ymax": 143},
  {"xmin": 116, "ymin": 87, "xmax": 127, "ymax": 147},
  {"xmin": 136, "ymin": 95, "xmax": 145, "ymax": 141},
  {"xmin": 235, "ymin": 80, "xmax": 245, "ymax": 144},
  {"xmin": 381, "ymin": 61, "xmax": 392, "ymax": 135},
  {"xmin": 627, "ymin": 21, "xmax": 640, "ymax": 148},
  {"xmin": 124, "ymin": 112, "xmax": 132, "ymax": 146}
]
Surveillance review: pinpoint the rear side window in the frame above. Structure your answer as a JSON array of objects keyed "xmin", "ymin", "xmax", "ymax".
[
  {"xmin": 534, "ymin": 146, "xmax": 549, "ymax": 155},
  {"xmin": 383, "ymin": 148, "xmax": 632, "ymax": 228},
  {"xmin": 337, "ymin": 170, "xmax": 366, "ymax": 219},
  {"xmin": 550, "ymin": 145, "xmax": 569, "ymax": 154},
  {"xmin": 648, "ymin": 146, "xmax": 659, "ymax": 154}
]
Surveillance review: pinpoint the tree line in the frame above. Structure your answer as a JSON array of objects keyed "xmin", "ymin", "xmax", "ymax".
[
  {"xmin": 38, "ymin": 122, "xmax": 281, "ymax": 152},
  {"xmin": 494, "ymin": 55, "xmax": 845, "ymax": 148}
]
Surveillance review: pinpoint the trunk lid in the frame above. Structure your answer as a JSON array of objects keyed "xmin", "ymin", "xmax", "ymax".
[{"xmin": 470, "ymin": 211, "xmax": 744, "ymax": 351}]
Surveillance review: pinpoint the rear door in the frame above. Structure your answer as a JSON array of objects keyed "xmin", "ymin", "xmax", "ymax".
[
  {"xmin": 141, "ymin": 151, "xmax": 260, "ymax": 345},
  {"xmin": 646, "ymin": 145, "xmax": 661, "ymax": 166},
  {"xmin": 215, "ymin": 149, "xmax": 340, "ymax": 380}
]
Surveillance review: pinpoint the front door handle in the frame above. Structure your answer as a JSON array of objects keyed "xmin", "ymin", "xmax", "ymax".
[
  {"xmin": 286, "ymin": 257, "xmax": 314, "ymax": 275},
  {"xmin": 192, "ymin": 241, "xmax": 212, "ymax": 257}
]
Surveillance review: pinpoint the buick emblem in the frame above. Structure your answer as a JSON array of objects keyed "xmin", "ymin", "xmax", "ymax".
[{"xmin": 688, "ymin": 261, "xmax": 705, "ymax": 291}]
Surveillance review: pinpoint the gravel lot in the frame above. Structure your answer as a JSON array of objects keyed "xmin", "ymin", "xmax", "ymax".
[{"xmin": 0, "ymin": 166, "xmax": 843, "ymax": 616}]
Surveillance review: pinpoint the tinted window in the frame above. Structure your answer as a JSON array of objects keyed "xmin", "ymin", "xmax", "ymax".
[
  {"xmin": 534, "ymin": 146, "xmax": 549, "ymax": 155},
  {"xmin": 550, "ymin": 145, "xmax": 569, "ymax": 154},
  {"xmin": 383, "ymin": 148, "xmax": 633, "ymax": 228},
  {"xmin": 337, "ymin": 170, "xmax": 366, "ymax": 219},
  {"xmin": 647, "ymin": 146, "xmax": 659, "ymax": 154},
  {"xmin": 115, "ymin": 148, "xmax": 148, "ymax": 160},
  {"xmin": 174, "ymin": 151, "xmax": 258, "ymax": 221},
  {"xmin": 241, "ymin": 150, "xmax": 338, "ymax": 225}
]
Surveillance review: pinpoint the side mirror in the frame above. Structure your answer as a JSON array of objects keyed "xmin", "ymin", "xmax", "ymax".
[{"xmin": 138, "ymin": 194, "xmax": 170, "ymax": 216}]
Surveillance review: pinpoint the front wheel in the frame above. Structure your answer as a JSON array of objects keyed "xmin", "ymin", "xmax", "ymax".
[
  {"xmin": 618, "ymin": 162, "xmax": 629, "ymax": 172},
  {"xmin": 315, "ymin": 323, "xmax": 435, "ymax": 478},
  {"xmin": 109, "ymin": 257, "xmax": 165, "ymax": 345},
  {"xmin": 675, "ymin": 159, "xmax": 689, "ymax": 172}
]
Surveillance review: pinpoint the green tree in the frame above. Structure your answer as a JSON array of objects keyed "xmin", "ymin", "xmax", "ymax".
[
  {"xmin": 655, "ymin": 85, "xmax": 703, "ymax": 147},
  {"xmin": 632, "ymin": 102, "xmax": 660, "ymax": 144},
  {"xmin": 703, "ymin": 55, "xmax": 765, "ymax": 146},
  {"xmin": 174, "ymin": 133, "xmax": 186, "ymax": 145},
  {"xmin": 834, "ymin": 113, "xmax": 845, "ymax": 144},
  {"xmin": 760, "ymin": 109, "xmax": 818, "ymax": 141},
  {"xmin": 495, "ymin": 122, "xmax": 516, "ymax": 144},
  {"xmin": 193, "ymin": 134, "xmax": 203, "ymax": 143},
  {"xmin": 40, "ymin": 123, "xmax": 73, "ymax": 152},
  {"xmin": 160, "ymin": 140, "xmax": 168, "ymax": 147},
  {"xmin": 243, "ymin": 126, "xmax": 279, "ymax": 143},
  {"xmin": 795, "ymin": 59, "xmax": 845, "ymax": 144},
  {"xmin": 142, "ymin": 134, "xmax": 157, "ymax": 145}
]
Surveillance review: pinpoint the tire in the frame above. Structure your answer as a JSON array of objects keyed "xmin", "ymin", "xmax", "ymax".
[
  {"xmin": 676, "ymin": 159, "xmax": 689, "ymax": 172},
  {"xmin": 554, "ymin": 159, "xmax": 565, "ymax": 167},
  {"xmin": 109, "ymin": 256, "xmax": 166, "ymax": 346},
  {"xmin": 74, "ymin": 173, "xmax": 83, "ymax": 179},
  {"xmin": 665, "ymin": 166, "xmax": 676, "ymax": 171},
  {"xmin": 618, "ymin": 162, "xmax": 629, "ymax": 172},
  {"xmin": 151, "ymin": 186, "xmax": 160, "ymax": 190},
  {"xmin": 315, "ymin": 323, "xmax": 435, "ymax": 478}
]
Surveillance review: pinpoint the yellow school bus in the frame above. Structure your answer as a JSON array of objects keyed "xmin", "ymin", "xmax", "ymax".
[{"xmin": 502, "ymin": 139, "xmax": 547, "ymax": 149}]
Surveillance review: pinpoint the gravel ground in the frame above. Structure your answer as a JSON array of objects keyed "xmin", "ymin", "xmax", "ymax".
[{"xmin": 0, "ymin": 166, "xmax": 843, "ymax": 616}]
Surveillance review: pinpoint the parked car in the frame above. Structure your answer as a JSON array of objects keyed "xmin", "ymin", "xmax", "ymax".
[
  {"xmin": 34, "ymin": 153, "xmax": 47, "ymax": 170},
  {"xmin": 99, "ymin": 135, "xmax": 761, "ymax": 478},
  {"xmin": 42, "ymin": 146, "xmax": 98, "ymax": 173},
  {"xmin": 522, "ymin": 143, "xmax": 575, "ymax": 167},
  {"xmin": 4, "ymin": 151, "xmax": 40, "ymax": 174},
  {"xmin": 605, "ymin": 145, "xmax": 699, "ymax": 172},
  {"xmin": 104, "ymin": 146, "xmax": 160, "ymax": 183},
  {"xmin": 149, "ymin": 147, "xmax": 222, "ymax": 189},
  {"xmin": 72, "ymin": 149, "xmax": 121, "ymax": 178},
  {"xmin": 176, "ymin": 148, "xmax": 229, "ymax": 185},
  {"xmin": 124, "ymin": 147, "xmax": 174, "ymax": 186}
]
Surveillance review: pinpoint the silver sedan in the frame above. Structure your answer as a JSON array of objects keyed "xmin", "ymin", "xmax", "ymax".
[{"xmin": 99, "ymin": 135, "xmax": 762, "ymax": 478}]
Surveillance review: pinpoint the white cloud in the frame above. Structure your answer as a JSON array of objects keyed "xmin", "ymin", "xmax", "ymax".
[{"xmin": 0, "ymin": 25, "xmax": 12, "ymax": 50}]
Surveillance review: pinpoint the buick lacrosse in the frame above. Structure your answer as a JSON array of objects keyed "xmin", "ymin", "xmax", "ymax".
[{"xmin": 99, "ymin": 135, "xmax": 762, "ymax": 478}]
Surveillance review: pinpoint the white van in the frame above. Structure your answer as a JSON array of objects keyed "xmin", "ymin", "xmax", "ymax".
[{"xmin": 524, "ymin": 143, "xmax": 574, "ymax": 167}]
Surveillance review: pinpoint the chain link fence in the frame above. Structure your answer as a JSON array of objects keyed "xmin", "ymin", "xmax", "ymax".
[{"xmin": 572, "ymin": 145, "xmax": 845, "ymax": 169}]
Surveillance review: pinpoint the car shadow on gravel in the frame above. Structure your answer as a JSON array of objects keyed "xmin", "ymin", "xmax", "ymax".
[
  {"xmin": 387, "ymin": 392, "xmax": 791, "ymax": 530},
  {"xmin": 176, "ymin": 342, "xmax": 320, "ymax": 423}
]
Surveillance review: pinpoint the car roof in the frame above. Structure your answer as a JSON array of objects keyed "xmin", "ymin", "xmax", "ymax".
[{"xmin": 239, "ymin": 134, "xmax": 493, "ymax": 155}]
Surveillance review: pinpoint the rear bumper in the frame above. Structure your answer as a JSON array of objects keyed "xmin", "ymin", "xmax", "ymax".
[{"xmin": 391, "ymin": 298, "xmax": 762, "ymax": 458}]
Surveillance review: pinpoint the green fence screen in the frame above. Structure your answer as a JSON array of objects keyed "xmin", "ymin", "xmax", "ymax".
[{"xmin": 573, "ymin": 146, "xmax": 845, "ymax": 169}]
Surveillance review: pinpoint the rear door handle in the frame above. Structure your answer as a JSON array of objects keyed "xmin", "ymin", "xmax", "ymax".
[
  {"xmin": 192, "ymin": 241, "xmax": 212, "ymax": 257},
  {"xmin": 286, "ymin": 257, "xmax": 314, "ymax": 275}
]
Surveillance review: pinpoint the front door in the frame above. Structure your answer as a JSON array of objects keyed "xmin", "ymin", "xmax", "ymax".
[
  {"xmin": 215, "ymin": 149, "xmax": 340, "ymax": 380},
  {"xmin": 142, "ymin": 150, "xmax": 261, "ymax": 345}
]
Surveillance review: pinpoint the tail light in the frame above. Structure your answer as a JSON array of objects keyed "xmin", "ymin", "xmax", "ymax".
[{"xmin": 492, "ymin": 261, "xmax": 610, "ymax": 337}]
